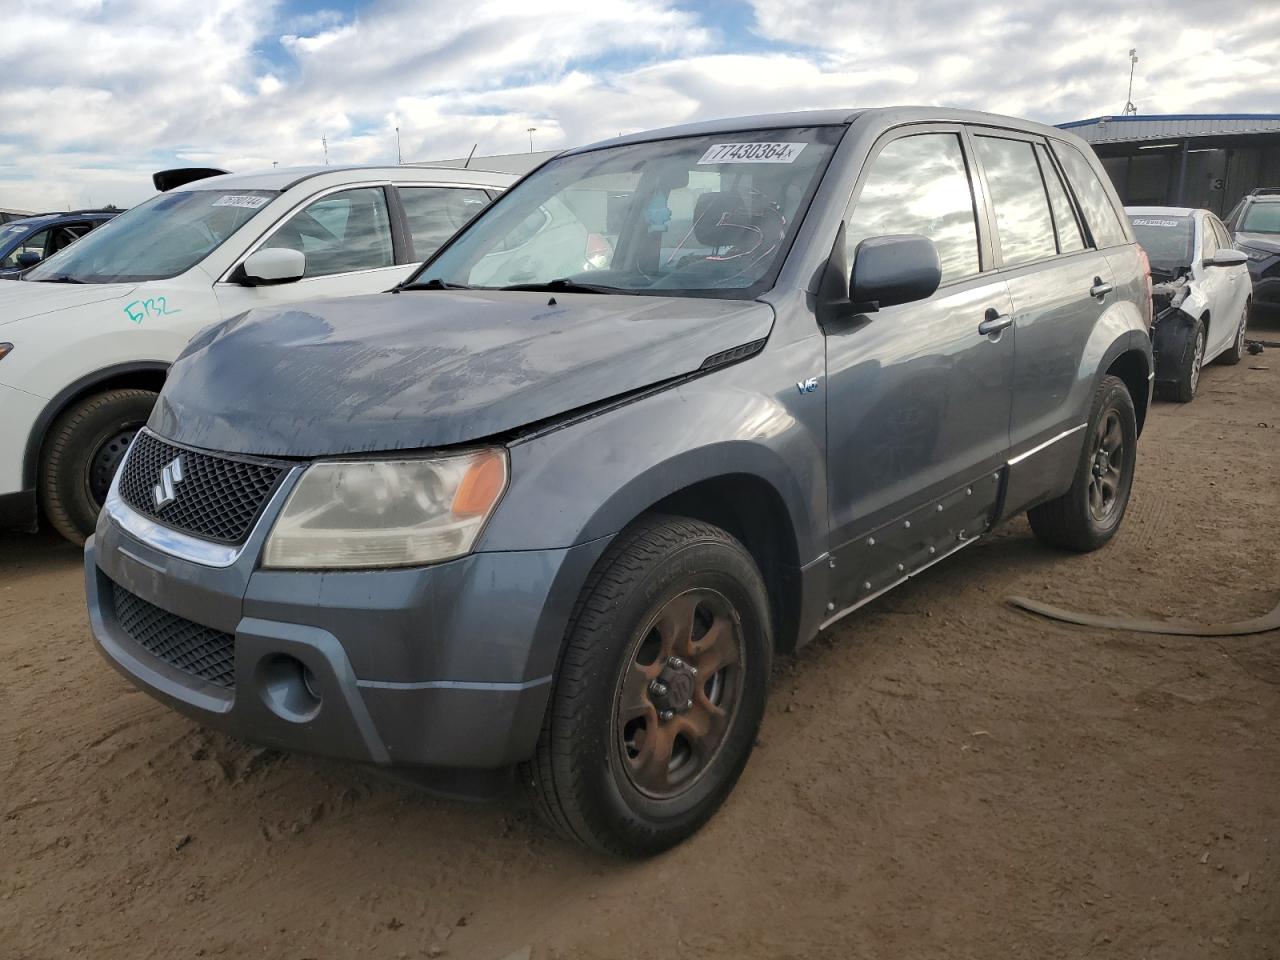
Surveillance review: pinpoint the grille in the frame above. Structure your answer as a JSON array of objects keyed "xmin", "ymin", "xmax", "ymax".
[
  {"xmin": 110, "ymin": 582, "xmax": 236, "ymax": 689},
  {"xmin": 118, "ymin": 431, "xmax": 286, "ymax": 544}
]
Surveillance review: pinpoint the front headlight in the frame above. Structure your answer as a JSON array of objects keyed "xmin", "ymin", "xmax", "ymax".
[
  {"xmin": 1239, "ymin": 245, "xmax": 1273, "ymax": 262},
  {"xmin": 262, "ymin": 449, "xmax": 508, "ymax": 569}
]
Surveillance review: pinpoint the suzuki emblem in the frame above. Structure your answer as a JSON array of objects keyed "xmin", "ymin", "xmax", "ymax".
[{"xmin": 153, "ymin": 456, "xmax": 185, "ymax": 509}]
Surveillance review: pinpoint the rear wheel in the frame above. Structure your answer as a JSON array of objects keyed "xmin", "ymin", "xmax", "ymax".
[
  {"xmin": 523, "ymin": 515, "xmax": 771, "ymax": 857},
  {"xmin": 1217, "ymin": 301, "xmax": 1248, "ymax": 366},
  {"xmin": 40, "ymin": 389, "xmax": 156, "ymax": 544},
  {"xmin": 1028, "ymin": 375, "xmax": 1137, "ymax": 552}
]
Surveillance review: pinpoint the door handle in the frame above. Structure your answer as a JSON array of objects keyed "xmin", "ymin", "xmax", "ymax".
[
  {"xmin": 978, "ymin": 308, "xmax": 1014, "ymax": 336},
  {"xmin": 1090, "ymin": 277, "xmax": 1114, "ymax": 298}
]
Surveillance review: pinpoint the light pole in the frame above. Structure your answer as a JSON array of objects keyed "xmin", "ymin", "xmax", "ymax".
[
  {"xmin": 1123, "ymin": 48, "xmax": 1139, "ymax": 116},
  {"xmin": 526, "ymin": 127, "xmax": 537, "ymax": 153}
]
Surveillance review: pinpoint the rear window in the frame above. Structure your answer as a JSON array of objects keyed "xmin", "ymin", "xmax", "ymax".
[
  {"xmin": 1052, "ymin": 142, "xmax": 1129, "ymax": 248},
  {"xmin": 1128, "ymin": 214, "xmax": 1193, "ymax": 277}
]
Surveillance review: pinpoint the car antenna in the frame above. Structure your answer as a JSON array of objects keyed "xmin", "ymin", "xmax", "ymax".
[{"xmin": 463, "ymin": 144, "xmax": 477, "ymax": 169}]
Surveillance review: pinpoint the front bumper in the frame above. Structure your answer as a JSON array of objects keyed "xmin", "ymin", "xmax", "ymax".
[{"xmin": 86, "ymin": 497, "xmax": 609, "ymax": 771}]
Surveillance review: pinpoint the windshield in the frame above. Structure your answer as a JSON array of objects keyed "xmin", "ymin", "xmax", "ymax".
[
  {"xmin": 1129, "ymin": 215, "xmax": 1194, "ymax": 277},
  {"xmin": 1241, "ymin": 203, "xmax": 1280, "ymax": 235},
  {"xmin": 24, "ymin": 190, "xmax": 277, "ymax": 283},
  {"xmin": 413, "ymin": 126, "xmax": 842, "ymax": 298}
]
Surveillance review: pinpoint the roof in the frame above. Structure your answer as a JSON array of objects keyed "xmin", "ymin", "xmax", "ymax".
[
  {"xmin": 171, "ymin": 164, "xmax": 515, "ymax": 193},
  {"xmin": 410, "ymin": 150, "xmax": 559, "ymax": 176},
  {"xmin": 4, "ymin": 209, "xmax": 117, "ymax": 227},
  {"xmin": 1059, "ymin": 113, "xmax": 1280, "ymax": 144},
  {"xmin": 565, "ymin": 106, "xmax": 1076, "ymax": 156}
]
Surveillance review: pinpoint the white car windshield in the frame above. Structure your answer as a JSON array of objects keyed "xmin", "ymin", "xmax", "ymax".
[
  {"xmin": 1130, "ymin": 215, "xmax": 1194, "ymax": 278},
  {"xmin": 23, "ymin": 190, "xmax": 277, "ymax": 284},
  {"xmin": 410, "ymin": 126, "xmax": 842, "ymax": 298}
]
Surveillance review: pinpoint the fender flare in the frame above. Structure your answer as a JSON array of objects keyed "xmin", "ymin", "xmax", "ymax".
[
  {"xmin": 566, "ymin": 439, "xmax": 816, "ymax": 566},
  {"xmin": 1094, "ymin": 328, "xmax": 1153, "ymax": 434},
  {"xmin": 22, "ymin": 361, "xmax": 169, "ymax": 489}
]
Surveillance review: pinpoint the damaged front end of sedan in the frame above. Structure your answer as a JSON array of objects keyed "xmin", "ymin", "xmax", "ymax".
[{"xmin": 1149, "ymin": 267, "xmax": 1209, "ymax": 400}]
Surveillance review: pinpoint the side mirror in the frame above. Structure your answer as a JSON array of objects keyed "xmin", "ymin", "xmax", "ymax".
[
  {"xmin": 16, "ymin": 251, "xmax": 42, "ymax": 268},
  {"xmin": 239, "ymin": 247, "xmax": 305, "ymax": 285},
  {"xmin": 1203, "ymin": 249, "xmax": 1247, "ymax": 268},
  {"xmin": 850, "ymin": 234, "xmax": 942, "ymax": 309}
]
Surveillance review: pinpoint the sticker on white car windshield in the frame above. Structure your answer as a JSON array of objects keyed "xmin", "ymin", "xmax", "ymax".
[
  {"xmin": 698, "ymin": 142, "xmax": 807, "ymax": 164},
  {"xmin": 212, "ymin": 195, "xmax": 271, "ymax": 209},
  {"xmin": 1132, "ymin": 218, "xmax": 1181, "ymax": 227}
]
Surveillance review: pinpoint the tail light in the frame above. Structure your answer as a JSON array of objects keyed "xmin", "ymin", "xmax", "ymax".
[{"xmin": 1136, "ymin": 244, "xmax": 1154, "ymax": 330}]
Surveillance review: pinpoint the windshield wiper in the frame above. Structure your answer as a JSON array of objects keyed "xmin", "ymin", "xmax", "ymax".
[
  {"xmin": 394, "ymin": 277, "xmax": 472, "ymax": 293},
  {"xmin": 31, "ymin": 274, "xmax": 85, "ymax": 284},
  {"xmin": 499, "ymin": 278, "xmax": 632, "ymax": 295}
]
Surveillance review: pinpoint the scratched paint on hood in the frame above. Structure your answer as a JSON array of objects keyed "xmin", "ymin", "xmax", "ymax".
[{"xmin": 151, "ymin": 289, "xmax": 775, "ymax": 457}]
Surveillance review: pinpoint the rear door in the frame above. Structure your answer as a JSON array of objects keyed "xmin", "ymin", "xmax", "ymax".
[
  {"xmin": 985, "ymin": 132, "xmax": 1124, "ymax": 516},
  {"xmin": 824, "ymin": 126, "xmax": 1015, "ymax": 604}
]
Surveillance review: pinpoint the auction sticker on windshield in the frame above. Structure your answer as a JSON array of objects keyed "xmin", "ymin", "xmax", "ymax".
[
  {"xmin": 212, "ymin": 195, "xmax": 271, "ymax": 209},
  {"xmin": 1132, "ymin": 218, "xmax": 1181, "ymax": 227},
  {"xmin": 698, "ymin": 142, "xmax": 806, "ymax": 164}
]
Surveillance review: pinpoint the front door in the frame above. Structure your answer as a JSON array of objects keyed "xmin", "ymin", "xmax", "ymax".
[
  {"xmin": 216, "ymin": 185, "xmax": 408, "ymax": 318},
  {"xmin": 825, "ymin": 128, "xmax": 1014, "ymax": 611}
]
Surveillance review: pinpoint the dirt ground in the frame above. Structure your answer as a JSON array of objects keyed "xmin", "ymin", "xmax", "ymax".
[{"xmin": 3, "ymin": 314, "xmax": 1279, "ymax": 960}]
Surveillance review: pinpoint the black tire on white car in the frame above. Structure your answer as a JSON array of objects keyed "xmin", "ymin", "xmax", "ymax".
[
  {"xmin": 1217, "ymin": 301, "xmax": 1248, "ymax": 366},
  {"xmin": 40, "ymin": 388, "xmax": 156, "ymax": 544}
]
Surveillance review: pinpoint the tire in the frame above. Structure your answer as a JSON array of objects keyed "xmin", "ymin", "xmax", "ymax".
[
  {"xmin": 522, "ymin": 515, "xmax": 772, "ymax": 857},
  {"xmin": 1159, "ymin": 317, "xmax": 1205, "ymax": 403},
  {"xmin": 1028, "ymin": 374, "xmax": 1137, "ymax": 553},
  {"xmin": 1217, "ymin": 301, "xmax": 1248, "ymax": 366},
  {"xmin": 40, "ymin": 388, "xmax": 157, "ymax": 544}
]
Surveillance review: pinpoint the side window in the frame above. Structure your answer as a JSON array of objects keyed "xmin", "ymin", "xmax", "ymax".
[
  {"xmin": 398, "ymin": 187, "xmax": 491, "ymax": 260},
  {"xmin": 975, "ymin": 136, "xmax": 1057, "ymax": 266},
  {"xmin": 1034, "ymin": 144, "xmax": 1084, "ymax": 253},
  {"xmin": 845, "ymin": 132, "xmax": 980, "ymax": 283},
  {"xmin": 1200, "ymin": 217, "xmax": 1218, "ymax": 259},
  {"xmin": 1, "ymin": 228, "xmax": 50, "ymax": 268},
  {"xmin": 51, "ymin": 224, "xmax": 88, "ymax": 253},
  {"xmin": 1051, "ymin": 142, "xmax": 1129, "ymax": 248},
  {"xmin": 1210, "ymin": 217, "xmax": 1232, "ymax": 251},
  {"xmin": 262, "ymin": 187, "xmax": 394, "ymax": 278}
]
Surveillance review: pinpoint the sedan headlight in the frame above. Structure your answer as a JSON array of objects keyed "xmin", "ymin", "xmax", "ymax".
[
  {"xmin": 1239, "ymin": 244, "xmax": 1274, "ymax": 262},
  {"xmin": 263, "ymin": 450, "xmax": 508, "ymax": 569}
]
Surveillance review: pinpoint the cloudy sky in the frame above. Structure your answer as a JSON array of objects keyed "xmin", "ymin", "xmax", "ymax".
[{"xmin": 3, "ymin": 0, "xmax": 1279, "ymax": 211}]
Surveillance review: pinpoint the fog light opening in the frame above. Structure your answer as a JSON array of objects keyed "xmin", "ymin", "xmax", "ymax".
[{"xmin": 257, "ymin": 654, "xmax": 322, "ymax": 723}]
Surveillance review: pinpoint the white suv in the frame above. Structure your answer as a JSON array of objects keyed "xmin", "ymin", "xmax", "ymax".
[{"xmin": 0, "ymin": 164, "xmax": 514, "ymax": 542}]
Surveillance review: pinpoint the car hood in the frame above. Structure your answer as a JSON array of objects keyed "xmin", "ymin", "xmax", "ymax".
[
  {"xmin": 151, "ymin": 290, "xmax": 775, "ymax": 457},
  {"xmin": 0, "ymin": 279, "xmax": 136, "ymax": 325},
  {"xmin": 1237, "ymin": 232, "xmax": 1280, "ymax": 255}
]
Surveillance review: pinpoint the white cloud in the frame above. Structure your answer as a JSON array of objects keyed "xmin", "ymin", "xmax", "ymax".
[{"xmin": 0, "ymin": 0, "xmax": 1278, "ymax": 212}]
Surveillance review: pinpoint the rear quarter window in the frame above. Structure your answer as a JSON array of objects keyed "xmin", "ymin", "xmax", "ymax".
[{"xmin": 1051, "ymin": 142, "xmax": 1129, "ymax": 249}]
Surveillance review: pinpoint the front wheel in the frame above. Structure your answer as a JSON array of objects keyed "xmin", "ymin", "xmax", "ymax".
[
  {"xmin": 39, "ymin": 388, "xmax": 157, "ymax": 544},
  {"xmin": 522, "ymin": 515, "xmax": 772, "ymax": 857},
  {"xmin": 1028, "ymin": 375, "xmax": 1137, "ymax": 552},
  {"xmin": 1158, "ymin": 317, "xmax": 1205, "ymax": 403}
]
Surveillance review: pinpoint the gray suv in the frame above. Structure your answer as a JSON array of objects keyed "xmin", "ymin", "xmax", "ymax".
[{"xmin": 84, "ymin": 107, "xmax": 1153, "ymax": 856}]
